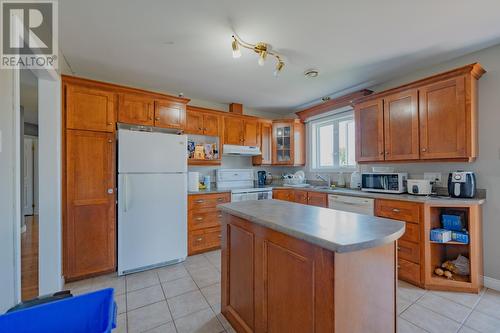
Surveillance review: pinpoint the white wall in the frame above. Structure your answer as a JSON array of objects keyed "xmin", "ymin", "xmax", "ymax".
[
  {"xmin": 0, "ymin": 69, "xmax": 18, "ymax": 311},
  {"xmin": 38, "ymin": 77, "xmax": 63, "ymax": 294}
]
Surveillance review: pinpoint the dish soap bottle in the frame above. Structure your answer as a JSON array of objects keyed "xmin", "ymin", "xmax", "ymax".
[{"xmin": 337, "ymin": 172, "xmax": 346, "ymax": 188}]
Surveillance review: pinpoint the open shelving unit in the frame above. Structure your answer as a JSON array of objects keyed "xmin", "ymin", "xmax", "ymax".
[
  {"xmin": 187, "ymin": 134, "xmax": 221, "ymax": 166},
  {"xmin": 423, "ymin": 204, "xmax": 483, "ymax": 293}
]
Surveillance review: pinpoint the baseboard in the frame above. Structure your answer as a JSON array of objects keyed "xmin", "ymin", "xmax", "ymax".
[{"xmin": 483, "ymin": 276, "xmax": 500, "ymax": 291}]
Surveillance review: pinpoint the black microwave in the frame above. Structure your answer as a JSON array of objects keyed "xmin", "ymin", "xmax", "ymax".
[{"xmin": 361, "ymin": 173, "xmax": 408, "ymax": 193}]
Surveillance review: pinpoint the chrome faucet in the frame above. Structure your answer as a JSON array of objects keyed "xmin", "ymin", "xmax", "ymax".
[{"xmin": 316, "ymin": 174, "xmax": 331, "ymax": 186}]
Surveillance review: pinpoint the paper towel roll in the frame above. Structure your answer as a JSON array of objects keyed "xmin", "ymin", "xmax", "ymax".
[{"xmin": 188, "ymin": 172, "xmax": 199, "ymax": 192}]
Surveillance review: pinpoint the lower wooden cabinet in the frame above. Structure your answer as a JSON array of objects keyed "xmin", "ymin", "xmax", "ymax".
[
  {"xmin": 307, "ymin": 192, "xmax": 328, "ymax": 207},
  {"xmin": 272, "ymin": 189, "xmax": 294, "ymax": 202},
  {"xmin": 375, "ymin": 199, "xmax": 423, "ymax": 287},
  {"xmin": 64, "ymin": 130, "xmax": 116, "ymax": 281},
  {"xmin": 188, "ymin": 192, "xmax": 230, "ymax": 255},
  {"xmin": 273, "ymin": 189, "xmax": 328, "ymax": 208}
]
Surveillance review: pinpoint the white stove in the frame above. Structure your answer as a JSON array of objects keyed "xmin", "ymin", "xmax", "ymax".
[{"xmin": 216, "ymin": 169, "xmax": 273, "ymax": 202}]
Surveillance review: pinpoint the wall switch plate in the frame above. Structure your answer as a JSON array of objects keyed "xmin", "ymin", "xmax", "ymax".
[{"xmin": 424, "ymin": 172, "xmax": 442, "ymax": 185}]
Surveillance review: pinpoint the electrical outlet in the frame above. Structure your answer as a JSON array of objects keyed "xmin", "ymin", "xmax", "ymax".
[{"xmin": 424, "ymin": 172, "xmax": 442, "ymax": 185}]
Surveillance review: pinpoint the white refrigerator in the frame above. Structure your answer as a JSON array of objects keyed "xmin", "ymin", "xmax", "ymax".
[{"xmin": 118, "ymin": 129, "xmax": 187, "ymax": 275}]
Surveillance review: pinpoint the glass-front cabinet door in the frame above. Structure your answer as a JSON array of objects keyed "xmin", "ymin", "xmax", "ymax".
[{"xmin": 273, "ymin": 122, "xmax": 292, "ymax": 164}]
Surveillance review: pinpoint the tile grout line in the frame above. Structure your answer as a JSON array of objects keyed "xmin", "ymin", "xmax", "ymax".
[{"xmin": 157, "ymin": 269, "xmax": 179, "ymax": 333}]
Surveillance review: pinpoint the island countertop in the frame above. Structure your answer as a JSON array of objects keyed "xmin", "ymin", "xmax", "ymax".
[{"xmin": 218, "ymin": 199, "xmax": 405, "ymax": 253}]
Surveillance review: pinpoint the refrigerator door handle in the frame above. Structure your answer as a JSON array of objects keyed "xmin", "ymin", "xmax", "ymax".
[{"xmin": 123, "ymin": 175, "xmax": 129, "ymax": 212}]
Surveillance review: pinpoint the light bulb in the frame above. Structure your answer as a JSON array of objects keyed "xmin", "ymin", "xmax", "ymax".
[
  {"xmin": 258, "ymin": 51, "xmax": 267, "ymax": 66},
  {"xmin": 274, "ymin": 61, "xmax": 284, "ymax": 76},
  {"xmin": 232, "ymin": 39, "xmax": 241, "ymax": 58}
]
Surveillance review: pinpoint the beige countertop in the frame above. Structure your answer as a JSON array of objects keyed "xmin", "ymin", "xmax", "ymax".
[
  {"xmin": 218, "ymin": 199, "xmax": 406, "ymax": 253},
  {"xmin": 189, "ymin": 184, "xmax": 485, "ymax": 205}
]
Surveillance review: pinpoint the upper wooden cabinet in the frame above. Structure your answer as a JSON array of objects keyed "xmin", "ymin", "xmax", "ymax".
[
  {"xmin": 253, "ymin": 120, "xmax": 273, "ymax": 165},
  {"xmin": 118, "ymin": 93, "xmax": 155, "ymax": 126},
  {"xmin": 65, "ymin": 84, "xmax": 116, "ymax": 132},
  {"xmin": 354, "ymin": 99, "xmax": 384, "ymax": 162},
  {"xmin": 383, "ymin": 89, "xmax": 419, "ymax": 161},
  {"xmin": 185, "ymin": 107, "xmax": 221, "ymax": 137},
  {"xmin": 154, "ymin": 99, "xmax": 186, "ymax": 130},
  {"xmin": 223, "ymin": 116, "xmax": 261, "ymax": 146},
  {"xmin": 272, "ymin": 119, "xmax": 306, "ymax": 166},
  {"xmin": 354, "ymin": 63, "xmax": 485, "ymax": 163},
  {"xmin": 419, "ymin": 76, "xmax": 468, "ymax": 159}
]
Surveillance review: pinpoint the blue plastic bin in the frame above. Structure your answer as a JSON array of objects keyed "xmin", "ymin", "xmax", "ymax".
[{"xmin": 0, "ymin": 288, "xmax": 116, "ymax": 333}]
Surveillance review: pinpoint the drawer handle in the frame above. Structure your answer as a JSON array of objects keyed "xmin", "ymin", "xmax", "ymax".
[
  {"xmin": 392, "ymin": 208, "xmax": 400, "ymax": 213},
  {"xmin": 218, "ymin": 214, "xmax": 223, "ymax": 218},
  {"xmin": 218, "ymin": 234, "xmax": 222, "ymax": 238},
  {"xmin": 196, "ymin": 237, "xmax": 203, "ymax": 242},
  {"xmin": 195, "ymin": 199, "xmax": 204, "ymax": 203},
  {"xmin": 217, "ymin": 198, "xmax": 224, "ymax": 202},
  {"xmin": 195, "ymin": 217, "xmax": 203, "ymax": 221}
]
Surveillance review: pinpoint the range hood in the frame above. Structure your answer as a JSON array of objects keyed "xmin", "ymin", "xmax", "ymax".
[{"xmin": 223, "ymin": 144, "xmax": 261, "ymax": 156}]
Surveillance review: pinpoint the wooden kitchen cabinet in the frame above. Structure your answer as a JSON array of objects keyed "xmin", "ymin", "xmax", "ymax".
[
  {"xmin": 375, "ymin": 199, "xmax": 423, "ymax": 286},
  {"xmin": 223, "ymin": 116, "xmax": 260, "ymax": 146},
  {"xmin": 272, "ymin": 119, "xmax": 305, "ymax": 166},
  {"xmin": 243, "ymin": 119, "xmax": 259, "ymax": 146},
  {"xmin": 154, "ymin": 99, "xmax": 186, "ymax": 130},
  {"xmin": 293, "ymin": 190, "xmax": 308, "ymax": 204},
  {"xmin": 307, "ymin": 192, "xmax": 328, "ymax": 207},
  {"xmin": 383, "ymin": 89, "xmax": 419, "ymax": 161},
  {"xmin": 419, "ymin": 76, "xmax": 468, "ymax": 159},
  {"xmin": 224, "ymin": 117, "xmax": 245, "ymax": 145},
  {"xmin": 354, "ymin": 99, "xmax": 384, "ymax": 162},
  {"xmin": 188, "ymin": 192, "xmax": 230, "ymax": 255},
  {"xmin": 272, "ymin": 189, "xmax": 294, "ymax": 202},
  {"xmin": 354, "ymin": 63, "xmax": 485, "ymax": 163},
  {"xmin": 64, "ymin": 130, "xmax": 116, "ymax": 281},
  {"xmin": 118, "ymin": 93, "xmax": 155, "ymax": 126},
  {"xmin": 65, "ymin": 84, "xmax": 116, "ymax": 132},
  {"xmin": 253, "ymin": 121, "xmax": 272, "ymax": 165},
  {"xmin": 185, "ymin": 107, "xmax": 221, "ymax": 137}
]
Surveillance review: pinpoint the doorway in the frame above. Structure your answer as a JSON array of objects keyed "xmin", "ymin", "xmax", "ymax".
[{"xmin": 20, "ymin": 70, "xmax": 39, "ymax": 301}]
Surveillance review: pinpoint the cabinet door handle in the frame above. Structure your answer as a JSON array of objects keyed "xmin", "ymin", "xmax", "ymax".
[
  {"xmin": 421, "ymin": 148, "xmax": 427, "ymax": 152},
  {"xmin": 397, "ymin": 265, "xmax": 401, "ymax": 269},
  {"xmin": 195, "ymin": 199, "xmax": 204, "ymax": 203},
  {"xmin": 397, "ymin": 246, "xmax": 401, "ymax": 251},
  {"xmin": 392, "ymin": 208, "xmax": 400, "ymax": 213},
  {"xmin": 108, "ymin": 139, "xmax": 113, "ymax": 143},
  {"xmin": 155, "ymin": 117, "xmax": 160, "ymax": 121},
  {"xmin": 107, "ymin": 188, "xmax": 114, "ymax": 194},
  {"xmin": 107, "ymin": 122, "xmax": 112, "ymax": 125},
  {"xmin": 218, "ymin": 214, "xmax": 223, "ymax": 218},
  {"xmin": 380, "ymin": 151, "xmax": 384, "ymax": 155},
  {"xmin": 218, "ymin": 234, "xmax": 222, "ymax": 239}
]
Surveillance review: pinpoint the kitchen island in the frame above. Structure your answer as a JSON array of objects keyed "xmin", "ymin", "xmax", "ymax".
[{"xmin": 218, "ymin": 199, "xmax": 405, "ymax": 333}]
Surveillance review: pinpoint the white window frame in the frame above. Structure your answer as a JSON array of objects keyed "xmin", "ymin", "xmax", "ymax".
[{"xmin": 307, "ymin": 108, "xmax": 356, "ymax": 172}]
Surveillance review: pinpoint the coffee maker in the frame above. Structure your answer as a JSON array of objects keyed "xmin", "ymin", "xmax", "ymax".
[{"xmin": 257, "ymin": 171, "xmax": 267, "ymax": 186}]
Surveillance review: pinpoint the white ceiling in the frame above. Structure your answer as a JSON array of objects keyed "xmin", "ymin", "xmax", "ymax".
[{"xmin": 60, "ymin": 0, "xmax": 500, "ymax": 113}]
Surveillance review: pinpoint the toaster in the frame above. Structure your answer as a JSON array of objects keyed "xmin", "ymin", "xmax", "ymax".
[
  {"xmin": 448, "ymin": 172, "xmax": 476, "ymax": 198},
  {"xmin": 407, "ymin": 179, "xmax": 433, "ymax": 195}
]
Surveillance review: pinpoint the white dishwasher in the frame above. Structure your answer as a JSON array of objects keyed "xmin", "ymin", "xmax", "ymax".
[{"xmin": 328, "ymin": 194, "xmax": 374, "ymax": 216}]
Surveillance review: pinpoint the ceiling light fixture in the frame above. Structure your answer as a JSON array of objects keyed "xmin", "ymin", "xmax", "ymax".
[
  {"xmin": 304, "ymin": 69, "xmax": 319, "ymax": 78},
  {"xmin": 231, "ymin": 35, "xmax": 285, "ymax": 76}
]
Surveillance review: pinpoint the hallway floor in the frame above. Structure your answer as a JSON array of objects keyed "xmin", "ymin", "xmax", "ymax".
[{"xmin": 21, "ymin": 215, "xmax": 38, "ymax": 301}]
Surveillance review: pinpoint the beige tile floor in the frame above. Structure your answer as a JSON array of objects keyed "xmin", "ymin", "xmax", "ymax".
[{"xmin": 65, "ymin": 250, "xmax": 500, "ymax": 333}]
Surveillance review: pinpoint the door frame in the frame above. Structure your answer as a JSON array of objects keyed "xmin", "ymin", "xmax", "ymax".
[{"xmin": 13, "ymin": 67, "xmax": 62, "ymax": 305}]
